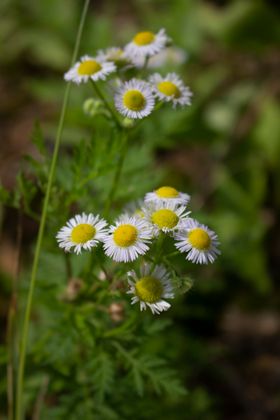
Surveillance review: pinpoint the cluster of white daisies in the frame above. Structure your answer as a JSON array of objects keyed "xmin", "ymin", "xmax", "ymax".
[
  {"xmin": 56, "ymin": 186, "xmax": 220, "ymax": 315},
  {"xmin": 64, "ymin": 29, "xmax": 192, "ymax": 119}
]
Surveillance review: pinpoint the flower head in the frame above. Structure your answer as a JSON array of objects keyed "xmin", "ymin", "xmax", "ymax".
[
  {"xmin": 174, "ymin": 218, "xmax": 220, "ymax": 264},
  {"xmin": 124, "ymin": 199, "xmax": 145, "ymax": 219},
  {"xmin": 127, "ymin": 264, "xmax": 174, "ymax": 314},
  {"xmin": 64, "ymin": 55, "xmax": 116, "ymax": 84},
  {"xmin": 103, "ymin": 215, "xmax": 152, "ymax": 262},
  {"xmin": 115, "ymin": 78, "xmax": 155, "ymax": 119},
  {"xmin": 56, "ymin": 213, "xmax": 108, "ymax": 254},
  {"xmin": 149, "ymin": 73, "xmax": 192, "ymax": 107},
  {"xmin": 145, "ymin": 186, "xmax": 190, "ymax": 206},
  {"xmin": 96, "ymin": 47, "xmax": 130, "ymax": 67},
  {"xmin": 124, "ymin": 29, "xmax": 169, "ymax": 59},
  {"xmin": 143, "ymin": 201, "xmax": 190, "ymax": 236},
  {"xmin": 132, "ymin": 46, "xmax": 188, "ymax": 69}
]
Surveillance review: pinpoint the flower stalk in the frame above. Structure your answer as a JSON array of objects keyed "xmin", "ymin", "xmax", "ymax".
[{"xmin": 15, "ymin": 1, "xmax": 91, "ymax": 418}]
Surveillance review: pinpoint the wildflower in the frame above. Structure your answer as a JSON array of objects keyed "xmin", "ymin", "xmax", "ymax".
[
  {"xmin": 174, "ymin": 218, "xmax": 220, "ymax": 264},
  {"xmin": 145, "ymin": 186, "xmax": 190, "ymax": 206},
  {"xmin": 127, "ymin": 264, "xmax": 174, "ymax": 314},
  {"xmin": 103, "ymin": 215, "xmax": 152, "ymax": 262},
  {"xmin": 97, "ymin": 47, "xmax": 130, "ymax": 67},
  {"xmin": 56, "ymin": 213, "xmax": 107, "ymax": 254},
  {"xmin": 132, "ymin": 46, "xmax": 188, "ymax": 69},
  {"xmin": 64, "ymin": 55, "xmax": 116, "ymax": 84},
  {"xmin": 143, "ymin": 202, "xmax": 190, "ymax": 236},
  {"xmin": 124, "ymin": 29, "xmax": 169, "ymax": 59},
  {"xmin": 124, "ymin": 199, "xmax": 145, "ymax": 219},
  {"xmin": 115, "ymin": 79, "xmax": 155, "ymax": 119},
  {"xmin": 149, "ymin": 73, "xmax": 192, "ymax": 107}
]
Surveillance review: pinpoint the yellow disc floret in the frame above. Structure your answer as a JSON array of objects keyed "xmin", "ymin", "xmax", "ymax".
[
  {"xmin": 156, "ymin": 186, "xmax": 179, "ymax": 198},
  {"xmin": 113, "ymin": 224, "xmax": 138, "ymax": 247},
  {"xmin": 188, "ymin": 228, "xmax": 211, "ymax": 250},
  {"xmin": 152, "ymin": 209, "xmax": 179, "ymax": 229},
  {"xmin": 71, "ymin": 224, "xmax": 96, "ymax": 244},
  {"xmin": 135, "ymin": 276, "xmax": 163, "ymax": 303},
  {"xmin": 157, "ymin": 81, "xmax": 181, "ymax": 98},
  {"xmin": 123, "ymin": 90, "xmax": 146, "ymax": 111},
  {"xmin": 78, "ymin": 60, "xmax": 102, "ymax": 76},
  {"xmin": 133, "ymin": 31, "xmax": 155, "ymax": 46}
]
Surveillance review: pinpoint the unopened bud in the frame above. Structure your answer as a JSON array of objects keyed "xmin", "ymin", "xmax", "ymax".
[
  {"xmin": 108, "ymin": 302, "xmax": 124, "ymax": 322},
  {"xmin": 63, "ymin": 278, "xmax": 85, "ymax": 301}
]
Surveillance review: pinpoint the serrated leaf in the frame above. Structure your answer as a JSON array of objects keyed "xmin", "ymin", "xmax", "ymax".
[{"xmin": 90, "ymin": 352, "xmax": 114, "ymax": 403}]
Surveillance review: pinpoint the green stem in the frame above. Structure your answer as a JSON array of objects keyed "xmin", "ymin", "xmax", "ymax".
[
  {"xmin": 90, "ymin": 80, "xmax": 122, "ymax": 130},
  {"xmin": 152, "ymin": 233, "xmax": 165, "ymax": 270},
  {"xmin": 15, "ymin": 1, "xmax": 91, "ymax": 419},
  {"xmin": 104, "ymin": 130, "xmax": 128, "ymax": 216}
]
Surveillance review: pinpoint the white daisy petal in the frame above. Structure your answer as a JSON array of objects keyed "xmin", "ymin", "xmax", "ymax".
[
  {"xmin": 131, "ymin": 46, "xmax": 188, "ymax": 69},
  {"xmin": 64, "ymin": 55, "xmax": 116, "ymax": 84},
  {"xmin": 145, "ymin": 186, "xmax": 190, "ymax": 206},
  {"xmin": 103, "ymin": 215, "xmax": 152, "ymax": 263},
  {"xmin": 114, "ymin": 78, "xmax": 155, "ymax": 119},
  {"xmin": 142, "ymin": 201, "xmax": 191, "ymax": 237},
  {"xmin": 149, "ymin": 72, "xmax": 192, "ymax": 108},
  {"xmin": 174, "ymin": 218, "xmax": 220, "ymax": 264},
  {"xmin": 96, "ymin": 47, "xmax": 132, "ymax": 67},
  {"xmin": 126, "ymin": 263, "xmax": 174, "ymax": 315},
  {"xmin": 124, "ymin": 29, "xmax": 169, "ymax": 59},
  {"xmin": 56, "ymin": 213, "xmax": 108, "ymax": 255}
]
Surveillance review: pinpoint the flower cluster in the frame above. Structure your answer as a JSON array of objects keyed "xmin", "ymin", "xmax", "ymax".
[
  {"xmin": 64, "ymin": 29, "xmax": 192, "ymax": 120},
  {"xmin": 57, "ymin": 186, "xmax": 220, "ymax": 314}
]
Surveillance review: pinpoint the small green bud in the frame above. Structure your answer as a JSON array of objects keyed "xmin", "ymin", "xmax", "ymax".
[
  {"xmin": 122, "ymin": 117, "xmax": 135, "ymax": 128},
  {"xmin": 83, "ymin": 98, "xmax": 103, "ymax": 116}
]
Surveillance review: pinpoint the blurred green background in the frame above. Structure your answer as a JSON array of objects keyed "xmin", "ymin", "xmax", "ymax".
[{"xmin": 1, "ymin": 0, "xmax": 280, "ymax": 419}]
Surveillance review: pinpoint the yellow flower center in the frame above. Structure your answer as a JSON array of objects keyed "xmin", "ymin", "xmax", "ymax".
[
  {"xmin": 157, "ymin": 81, "xmax": 181, "ymax": 98},
  {"xmin": 123, "ymin": 90, "xmax": 146, "ymax": 111},
  {"xmin": 78, "ymin": 60, "xmax": 102, "ymax": 75},
  {"xmin": 113, "ymin": 224, "xmax": 138, "ymax": 247},
  {"xmin": 133, "ymin": 31, "xmax": 155, "ymax": 46},
  {"xmin": 135, "ymin": 276, "xmax": 163, "ymax": 303},
  {"xmin": 188, "ymin": 228, "xmax": 211, "ymax": 250},
  {"xmin": 152, "ymin": 209, "xmax": 179, "ymax": 229},
  {"xmin": 71, "ymin": 224, "xmax": 96, "ymax": 244},
  {"xmin": 155, "ymin": 186, "xmax": 179, "ymax": 198}
]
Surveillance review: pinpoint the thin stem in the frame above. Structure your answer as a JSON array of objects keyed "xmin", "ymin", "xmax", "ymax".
[
  {"xmin": 64, "ymin": 253, "xmax": 73, "ymax": 279},
  {"xmin": 152, "ymin": 233, "xmax": 165, "ymax": 270},
  {"xmin": 15, "ymin": 1, "xmax": 91, "ymax": 419},
  {"xmin": 104, "ymin": 130, "xmax": 128, "ymax": 216},
  {"xmin": 7, "ymin": 203, "xmax": 23, "ymax": 420},
  {"xmin": 90, "ymin": 80, "xmax": 122, "ymax": 130},
  {"xmin": 32, "ymin": 376, "xmax": 49, "ymax": 420}
]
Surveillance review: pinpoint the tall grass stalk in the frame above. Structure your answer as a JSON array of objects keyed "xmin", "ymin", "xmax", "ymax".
[{"xmin": 15, "ymin": 1, "xmax": 91, "ymax": 418}]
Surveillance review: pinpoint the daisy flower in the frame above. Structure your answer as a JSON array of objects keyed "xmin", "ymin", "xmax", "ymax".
[
  {"xmin": 103, "ymin": 215, "xmax": 153, "ymax": 262},
  {"xmin": 145, "ymin": 186, "xmax": 190, "ymax": 206},
  {"xmin": 123, "ymin": 199, "xmax": 145, "ymax": 219},
  {"xmin": 56, "ymin": 213, "xmax": 108, "ymax": 255},
  {"xmin": 174, "ymin": 218, "xmax": 220, "ymax": 264},
  {"xmin": 96, "ymin": 47, "xmax": 130, "ymax": 67},
  {"xmin": 64, "ymin": 55, "xmax": 116, "ymax": 84},
  {"xmin": 127, "ymin": 264, "xmax": 174, "ymax": 314},
  {"xmin": 114, "ymin": 78, "xmax": 155, "ymax": 119},
  {"xmin": 132, "ymin": 46, "xmax": 187, "ymax": 69},
  {"xmin": 149, "ymin": 73, "xmax": 192, "ymax": 107},
  {"xmin": 124, "ymin": 29, "xmax": 169, "ymax": 59},
  {"xmin": 143, "ymin": 201, "xmax": 190, "ymax": 236}
]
